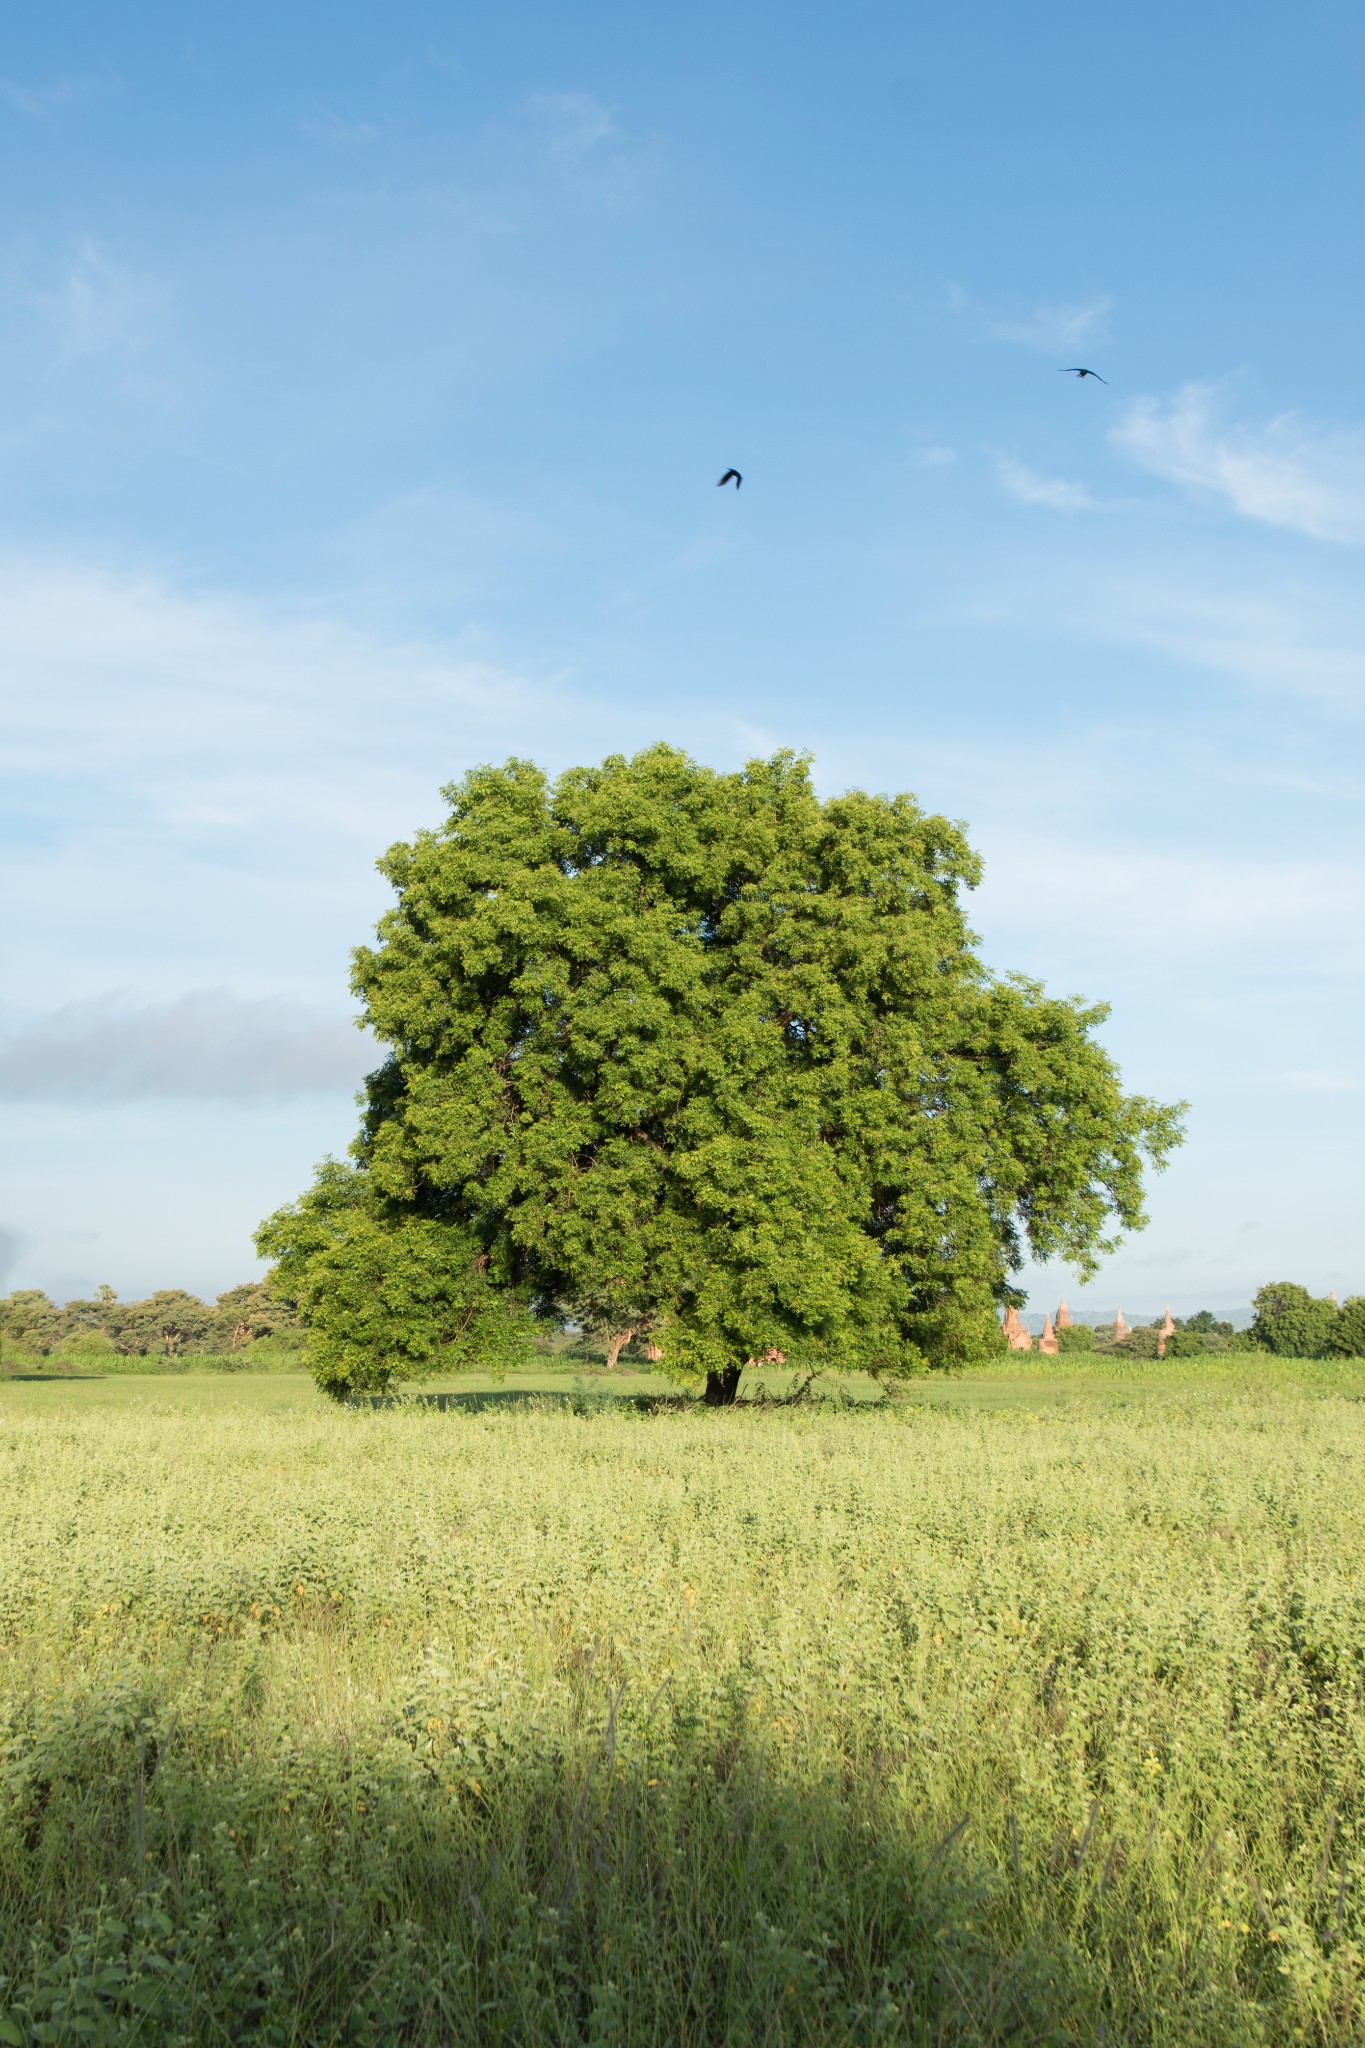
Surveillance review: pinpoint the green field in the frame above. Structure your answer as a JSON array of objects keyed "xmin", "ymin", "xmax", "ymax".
[{"xmin": 2, "ymin": 1363, "xmax": 1364, "ymax": 2044}]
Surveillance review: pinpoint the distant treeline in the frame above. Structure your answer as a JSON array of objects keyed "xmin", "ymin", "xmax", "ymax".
[
  {"xmin": 0, "ymin": 1282, "xmax": 298, "ymax": 1359},
  {"xmin": 1055, "ymin": 1311, "xmax": 1238, "ymax": 1359},
  {"xmin": 1055, "ymin": 1287, "xmax": 1364, "ymax": 1359},
  {"xmin": 1, "ymin": 1276, "xmax": 1360, "ymax": 1367}
]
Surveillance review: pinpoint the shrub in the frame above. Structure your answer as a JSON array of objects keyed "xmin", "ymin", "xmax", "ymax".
[
  {"xmin": 1164, "ymin": 1328, "xmax": 1213, "ymax": 1359},
  {"xmin": 1117, "ymin": 1323, "xmax": 1161, "ymax": 1360},
  {"xmin": 1055, "ymin": 1323, "xmax": 1095, "ymax": 1353},
  {"xmin": 61, "ymin": 1331, "xmax": 119, "ymax": 1361}
]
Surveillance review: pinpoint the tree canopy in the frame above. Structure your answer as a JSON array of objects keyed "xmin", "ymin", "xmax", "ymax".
[
  {"xmin": 1250, "ymin": 1282, "xmax": 1365, "ymax": 1359},
  {"xmin": 260, "ymin": 745, "xmax": 1185, "ymax": 1400}
]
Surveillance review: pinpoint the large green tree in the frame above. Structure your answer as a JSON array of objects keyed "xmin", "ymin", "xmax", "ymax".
[{"xmin": 261, "ymin": 746, "xmax": 1183, "ymax": 1402}]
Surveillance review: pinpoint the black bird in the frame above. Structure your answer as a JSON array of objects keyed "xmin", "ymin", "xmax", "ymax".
[
  {"xmin": 1060, "ymin": 367, "xmax": 1107, "ymax": 383},
  {"xmin": 717, "ymin": 468, "xmax": 742, "ymax": 489}
]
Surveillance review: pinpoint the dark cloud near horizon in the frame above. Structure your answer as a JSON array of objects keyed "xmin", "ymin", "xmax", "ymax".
[{"xmin": 0, "ymin": 992, "xmax": 376, "ymax": 1102}]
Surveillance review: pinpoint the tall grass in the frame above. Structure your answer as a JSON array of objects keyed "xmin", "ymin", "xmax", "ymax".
[{"xmin": 1, "ymin": 1372, "xmax": 1363, "ymax": 2043}]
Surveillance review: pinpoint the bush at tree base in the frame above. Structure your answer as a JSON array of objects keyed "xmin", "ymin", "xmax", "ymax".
[{"xmin": 256, "ymin": 1163, "xmax": 530, "ymax": 1398}]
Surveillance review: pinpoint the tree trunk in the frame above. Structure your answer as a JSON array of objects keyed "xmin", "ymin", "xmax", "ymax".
[
  {"xmin": 703, "ymin": 1363, "xmax": 743, "ymax": 1406},
  {"xmin": 603, "ymin": 1327, "xmax": 636, "ymax": 1372}
]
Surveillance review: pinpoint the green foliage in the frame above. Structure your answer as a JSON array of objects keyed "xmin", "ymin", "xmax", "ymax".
[
  {"xmin": 213, "ymin": 1279, "xmax": 296, "ymax": 1349},
  {"xmin": 1163, "ymin": 1311, "xmax": 1237, "ymax": 1360},
  {"xmin": 1055, "ymin": 1322, "xmax": 1095, "ymax": 1352},
  {"xmin": 0, "ymin": 1290, "xmax": 67, "ymax": 1355},
  {"xmin": 102, "ymin": 1289, "xmax": 220, "ymax": 1357},
  {"xmin": 257, "ymin": 1161, "xmax": 531, "ymax": 1398},
  {"xmin": 1165, "ymin": 1328, "xmax": 1215, "ymax": 1359},
  {"xmin": 59, "ymin": 1330, "xmax": 119, "ymax": 1362},
  {"xmin": 298, "ymin": 744, "xmax": 1181, "ymax": 1400},
  {"xmin": 1116, "ymin": 1323, "xmax": 1162, "ymax": 1360},
  {"xmin": 3, "ymin": 1375, "xmax": 1365, "ymax": 2042},
  {"xmin": 1180, "ymin": 1309, "xmax": 1235, "ymax": 1338},
  {"xmin": 1251, "ymin": 1282, "xmax": 1343, "ymax": 1359},
  {"xmin": 1334, "ymin": 1297, "xmax": 1365, "ymax": 1359}
]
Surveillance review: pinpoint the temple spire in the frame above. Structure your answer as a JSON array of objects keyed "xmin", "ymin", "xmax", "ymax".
[{"xmin": 1001, "ymin": 1305, "xmax": 1033, "ymax": 1352}]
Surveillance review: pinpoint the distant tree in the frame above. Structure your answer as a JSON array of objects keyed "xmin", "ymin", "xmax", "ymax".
[
  {"xmin": 1055, "ymin": 1322, "xmax": 1095, "ymax": 1353},
  {"xmin": 108, "ymin": 1290, "xmax": 218, "ymax": 1357},
  {"xmin": 1178, "ymin": 1309, "xmax": 1235, "ymax": 1338},
  {"xmin": 57, "ymin": 1284, "xmax": 122, "ymax": 1346},
  {"xmin": 214, "ymin": 1280, "xmax": 298, "ymax": 1350},
  {"xmin": 1, "ymin": 1290, "xmax": 66, "ymax": 1355},
  {"xmin": 1118, "ymin": 1323, "xmax": 1162, "ymax": 1360},
  {"xmin": 261, "ymin": 746, "xmax": 1184, "ymax": 1403},
  {"xmin": 1331, "ymin": 1297, "xmax": 1365, "ymax": 1359},
  {"xmin": 569, "ymin": 1291, "xmax": 660, "ymax": 1372},
  {"xmin": 1249, "ymin": 1283, "xmax": 1340, "ymax": 1359}
]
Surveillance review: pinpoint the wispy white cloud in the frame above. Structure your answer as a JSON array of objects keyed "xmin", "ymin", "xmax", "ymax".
[
  {"xmin": 1090, "ymin": 575, "xmax": 1365, "ymax": 700},
  {"xmin": 1113, "ymin": 382, "xmax": 1365, "ymax": 544},
  {"xmin": 0, "ymin": 550, "xmax": 547, "ymax": 1016},
  {"xmin": 30, "ymin": 239, "xmax": 161, "ymax": 359},
  {"xmin": 912, "ymin": 444, "xmax": 957, "ymax": 468},
  {"xmin": 988, "ymin": 295, "xmax": 1112, "ymax": 353},
  {"xmin": 0, "ymin": 74, "xmax": 109, "ymax": 117},
  {"xmin": 0, "ymin": 994, "xmax": 375, "ymax": 1102},
  {"xmin": 300, "ymin": 107, "xmax": 380, "ymax": 144},
  {"xmin": 996, "ymin": 457, "xmax": 1098, "ymax": 511},
  {"xmin": 529, "ymin": 90, "xmax": 615, "ymax": 156},
  {"xmin": 0, "ymin": 551, "xmax": 526, "ymax": 780},
  {"xmin": 0, "ymin": 547, "xmax": 750, "ymax": 1017},
  {"xmin": 956, "ymin": 546, "xmax": 1365, "ymax": 707},
  {"xmin": 974, "ymin": 832, "xmax": 1365, "ymax": 971}
]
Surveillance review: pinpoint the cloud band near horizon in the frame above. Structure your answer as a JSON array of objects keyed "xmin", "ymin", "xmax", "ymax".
[{"xmin": 0, "ymin": 992, "xmax": 376, "ymax": 1102}]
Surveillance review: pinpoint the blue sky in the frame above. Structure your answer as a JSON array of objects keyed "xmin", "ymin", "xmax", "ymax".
[{"xmin": 2, "ymin": 0, "xmax": 1362, "ymax": 1319}]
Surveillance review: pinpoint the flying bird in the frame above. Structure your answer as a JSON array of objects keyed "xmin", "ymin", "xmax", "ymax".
[
  {"xmin": 717, "ymin": 468, "xmax": 742, "ymax": 489},
  {"xmin": 1060, "ymin": 367, "xmax": 1107, "ymax": 383}
]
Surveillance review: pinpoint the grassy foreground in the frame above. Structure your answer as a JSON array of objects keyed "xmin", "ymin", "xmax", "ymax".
[{"xmin": 2, "ymin": 1368, "xmax": 1364, "ymax": 2044}]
